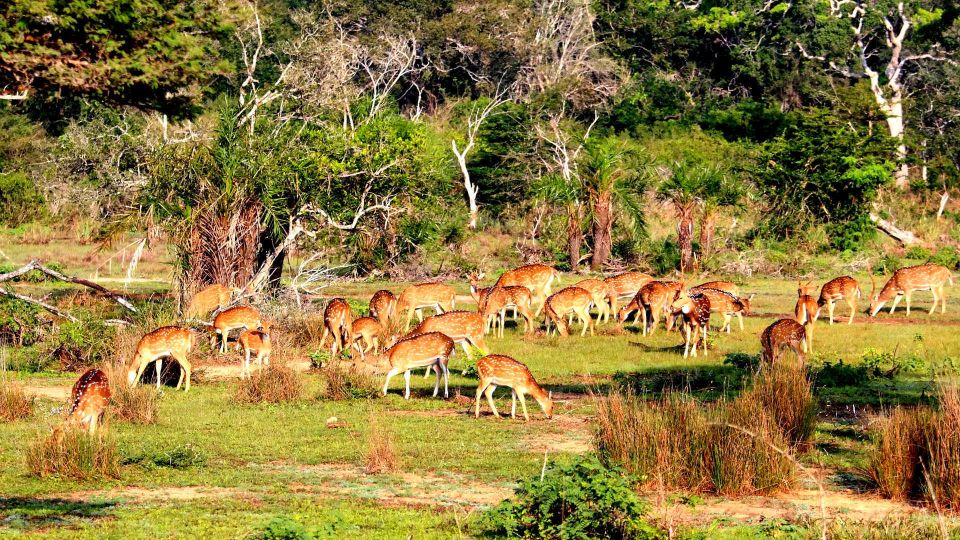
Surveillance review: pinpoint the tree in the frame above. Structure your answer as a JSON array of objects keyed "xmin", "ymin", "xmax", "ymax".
[
  {"xmin": 451, "ymin": 91, "xmax": 511, "ymax": 229},
  {"xmin": 698, "ymin": 169, "xmax": 744, "ymax": 262},
  {"xmin": 656, "ymin": 161, "xmax": 717, "ymax": 271}
]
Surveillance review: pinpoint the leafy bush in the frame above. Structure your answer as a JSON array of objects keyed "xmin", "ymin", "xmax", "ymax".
[
  {"xmin": 0, "ymin": 381, "xmax": 34, "ymax": 421},
  {"xmin": 814, "ymin": 360, "xmax": 873, "ymax": 388},
  {"xmin": 43, "ymin": 318, "xmax": 117, "ymax": 371},
  {"xmin": 247, "ymin": 516, "xmax": 312, "ymax": 540},
  {"xmin": 0, "ymin": 172, "xmax": 45, "ymax": 227},
  {"xmin": 0, "ymin": 297, "xmax": 46, "ymax": 348},
  {"xmin": 234, "ymin": 365, "xmax": 304, "ymax": 404},
  {"xmin": 479, "ymin": 456, "xmax": 661, "ymax": 539},
  {"xmin": 26, "ymin": 428, "xmax": 121, "ymax": 480},
  {"xmin": 931, "ymin": 246, "xmax": 960, "ymax": 270}
]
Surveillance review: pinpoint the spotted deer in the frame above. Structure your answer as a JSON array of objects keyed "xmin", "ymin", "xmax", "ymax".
[
  {"xmin": 396, "ymin": 282, "xmax": 457, "ymax": 330},
  {"xmin": 692, "ymin": 287, "xmax": 753, "ymax": 333},
  {"xmin": 671, "ymin": 290, "xmax": 711, "ymax": 357},
  {"xmin": 237, "ymin": 323, "xmax": 272, "ymax": 378},
  {"xmin": 760, "ymin": 319, "xmax": 807, "ymax": 367},
  {"xmin": 493, "ymin": 264, "xmax": 561, "ymax": 316},
  {"xmin": 213, "ymin": 306, "xmax": 263, "ymax": 354},
  {"xmin": 480, "ymin": 285, "xmax": 534, "ymax": 337},
  {"xmin": 817, "ymin": 276, "xmax": 860, "ymax": 324},
  {"xmin": 382, "ymin": 332, "xmax": 455, "ymax": 399},
  {"xmin": 694, "ymin": 280, "xmax": 739, "ymax": 297},
  {"xmin": 184, "ymin": 284, "xmax": 241, "ymax": 320},
  {"xmin": 413, "ymin": 310, "xmax": 489, "ymax": 357},
  {"xmin": 475, "ymin": 355, "xmax": 553, "ymax": 421},
  {"xmin": 869, "ymin": 263, "xmax": 953, "ymax": 317},
  {"xmin": 573, "ymin": 278, "xmax": 612, "ymax": 323},
  {"xmin": 794, "ymin": 281, "xmax": 819, "ymax": 351},
  {"xmin": 350, "ymin": 316, "xmax": 384, "ymax": 360},
  {"xmin": 320, "ymin": 298, "xmax": 353, "ymax": 357},
  {"xmin": 64, "ymin": 368, "xmax": 111, "ymax": 435},
  {"xmin": 604, "ymin": 272, "xmax": 654, "ymax": 316},
  {"xmin": 127, "ymin": 326, "xmax": 197, "ymax": 391},
  {"xmin": 369, "ymin": 290, "xmax": 397, "ymax": 329},
  {"xmin": 544, "ymin": 286, "xmax": 595, "ymax": 337},
  {"xmin": 619, "ymin": 281, "xmax": 682, "ymax": 335}
]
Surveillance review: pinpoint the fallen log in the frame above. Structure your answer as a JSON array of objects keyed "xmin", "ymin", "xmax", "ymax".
[
  {"xmin": 0, "ymin": 259, "xmax": 138, "ymax": 313},
  {"xmin": 869, "ymin": 213, "xmax": 922, "ymax": 246},
  {"xmin": 0, "ymin": 287, "xmax": 78, "ymax": 322}
]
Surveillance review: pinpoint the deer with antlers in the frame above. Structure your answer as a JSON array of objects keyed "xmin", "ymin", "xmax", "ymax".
[
  {"xmin": 671, "ymin": 290, "xmax": 711, "ymax": 358},
  {"xmin": 213, "ymin": 306, "xmax": 263, "ymax": 354},
  {"xmin": 350, "ymin": 316, "xmax": 384, "ymax": 360},
  {"xmin": 368, "ymin": 290, "xmax": 397, "ymax": 329},
  {"xmin": 396, "ymin": 282, "xmax": 457, "ymax": 330},
  {"xmin": 604, "ymin": 271, "xmax": 654, "ymax": 316},
  {"xmin": 480, "ymin": 285, "xmax": 534, "ymax": 337},
  {"xmin": 760, "ymin": 319, "xmax": 807, "ymax": 367},
  {"xmin": 691, "ymin": 286, "xmax": 753, "ymax": 333},
  {"xmin": 320, "ymin": 298, "xmax": 353, "ymax": 358},
  {"xmin": 382, "ymin": 332, "xmax": 454, "ymax": 399},
  {"xmin": 817, "ymin": 276, "xmax": 860, "ymax": 324},
  {"xmin": 127, "ymin": 326, "xmax": 197, "ymax": 391},
  {"xmin": 184, "ymin": 284, "xmax": 241, "ymax": 321},
  {"xmin": 618, "ymin": 281, "xmax": 682, "ymax": 335},
  {"xmin": 544, "ymin": 286, "xmax": 595, "ymax": 337},
  {"xmin": 573, "ymin": 278, "xmax": 612, "ymax": 323},
  {"xmin": 475, "ymin": 355, "xmax": 553, "ymax": 421},
  {"xmin": 869, "ymin": 263, "xmax": 953, "ymax": 317},
  {"xmin": 493, "ymin": 264, "xmax": 561, "ymax": 316},
  {"xmin": 63, "ymin": 368, "xmax": 111, "ymax": 435},
  {"xmin": 237, "ymin": 323, "xmax": 272, "ymax": 378}
]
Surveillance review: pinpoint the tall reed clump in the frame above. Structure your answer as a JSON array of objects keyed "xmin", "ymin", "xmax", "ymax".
[
  {"xmin": 105, "ymin": 363, "xmax": 159, "ymax": 424},
  {"xmin": 869, "ymin": 383, "xmax": 960, "ymax": 510},
  {"xmin": 26, "ymin": 428, "xmax": 121, "ymax": 480},
  {"xmin": 744, "ymin": 362, "xmax": 817, "ymax": 449},
  {"xmin": 234, "ymin": 365, "xmax": 304, "ymax": 404}
]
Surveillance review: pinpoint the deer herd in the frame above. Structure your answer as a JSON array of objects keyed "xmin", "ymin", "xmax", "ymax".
[{"xmin": 60, "ymin": 262, "xmax": 953, "ymax": 433}]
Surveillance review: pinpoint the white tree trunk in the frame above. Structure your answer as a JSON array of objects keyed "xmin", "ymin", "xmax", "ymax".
[
  {"xmin": 452, "ymin": 139, "xmax": 480, "ymax": 229},
  {"xmin": 881, "ymin": 96, "xmax": 910, "ymax": 189}
]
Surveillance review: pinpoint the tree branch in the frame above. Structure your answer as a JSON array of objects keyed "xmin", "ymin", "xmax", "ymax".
[
  {"xmin": 0, "ymin": 260, "xmax": 138, "ymax": 313},
  {"xmin": 0, "ymin": 287, "xmax": 78, "ymax": 322}
]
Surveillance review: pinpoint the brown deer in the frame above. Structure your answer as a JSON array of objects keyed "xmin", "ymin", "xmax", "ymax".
[
  {"xmin": 618, "ymin": 281, "xmax": 682, "ymax": 335},
  {"xmin": 320, "ymin": 298, "xmax": 353, "ymax": 358},
  {"xmin": 604, "ymin": 272, "xmax": 654, "ymax": 316},
  {"xmin": 382, "ymin": 332, "xmax": 455, "ymax": 399},
  {"xmin": 64, "ymin": 368, "xmax": 111, "ymax": 435},
  {"xmin": 573, "ymin": 278, "xmax": 612, "ymax": 323},
  {"xmin": 413, "ymin": 310, "xmax": 489, "ymax": 357},
  {"xmin": 237, "ymin": 323, "xmax": 272, "ymax": 378},
  {"xmin": 213, "ymin": 306, "xmax": 263, "ymax": 354},
  {"xmin": 543, "ymin": 287, "xmax": 595, "ymax": 337},
  {"xmin": 869, "ymin": 263, "xmax": 953, "ymax": 317},
  {"xmin": 350, "ymin": 316, "xmax": 384, "ymax": 360},
  {"xmin": 493, "ymin": 264, "xmax": 561, "ymax": 316},
  {"xmin": 760, "ymin": 319, "xmax": 807, "ymax": 367},
  {"xmin": 694, "ymin": 280, "xmax": 739, "ymax": 297},
  {"xmin": 475, "ymin": 355, "xmax": 553, "ymax": 421},
  {"xmin": 127, "ymin": 326, "xmax": 197, "ymax": 391},
  {"xmin": 671, "ymin": 290, "xmax": 711, "ymax": 357},
  {"xmin": 691, "ymin": 287, "xmax": 753, "ymax": 333},
  {"xmin": 817, "ymin": 276, "xmax": 860, "ymax": 324},
  {"xmin": 480, "ymin": 285, "xmax": 534, "ymax": 337},
  {"xmin": 184, "ymin": 284, "xmax": 241, "ymax": 320},
  {"xmin": 794, "ymin": 282, "xmax": 819, "ymax": 351},
  {"xmin": 368, "ymin": 290, "xmax": 397, "ymax": 329},
  {"xmin": 396, "ymin": 282, "xmax": 457, "ymax": 330}
]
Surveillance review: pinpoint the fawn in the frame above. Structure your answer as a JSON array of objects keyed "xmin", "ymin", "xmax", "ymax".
[
  {"xmin": 320, "ymin": 298, "xmax": 353, "ymax": 358},
  {"xmin": 64, "ymin": 368, "xmax": 111, "ymax": 435},
  {"xmin": 413, "ymin": 310, "xmax": 489, "ymax": 357},
  {"xmin": 573, "ymin": 278, "xmax": 612, "ymax": 323},
  {"xmin": 237, "ymin": 322, "xmax": 272, "ymax": 378},
  {"xmin": 493, "ymin": 264, "xmax": 561, "ymax": 316},
  {"xmin": 817, "ymin": 276, "xmax": 860, "ymax": 324},
  {"xmin": 475, "ymin": 355, "xmax": 553, "ymax": 421},
  {"xmin": 369, "ymin": 290, "xmax": 397, "ymax": 329},
  {"xmin": 480, "ymin": 285, "xmax": 534, "ymax": 337},
  {"xmin": 619, "ymin": 280, "xmax": 682, "ymax": 335},
  {"xmin": 795, "ymin": 281, "xmax": 819, "ymax": 351},
  {"xmin": 350, "ymin": 316, "xmax": 384, "ymax": 360},
  {"xmin": 213, "ymin": 306, "xmax": 263, "ymax": 354},
  {"xmin": 760, "ymin": 319, "xmax": 807, "ymax": 368},
  {"xmin": 671, "ymin": 290, "xmax": 711, "ymax": 358},
  {"xmin": 127, "ymin": 326, "xmax": 197, "ymax": 391}
]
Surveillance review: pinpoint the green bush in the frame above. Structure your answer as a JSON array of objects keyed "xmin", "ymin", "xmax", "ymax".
[
  {"xmin": 931, "ymin": 247, "xmax": 960, "ymax": 270},
  {"xmin": 478, "ymin": 456, "xmax": 661, "ymax": 539},
  {"xmin": 0, "ymin": 172, "xmax": 45, "ymax": 227},
  {"xmin": 42, "ymin": 318, "xmax": 116, "ymax": 371},
  {"xmin": 247, "ymin": 516, "xmax": 312, "ymax": 540},
  {"xmin": 814, "ymin": 360, "xmax": 872, "ymax": 388}
]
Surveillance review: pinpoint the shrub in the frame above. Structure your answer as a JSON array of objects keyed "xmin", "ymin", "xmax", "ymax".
[
  {"xmin": 0, "ymin": 381, "xmax": 34, "ymax": 421},
  {"xmin": 43, "ymin": 318, "xmax": 116, "ymax": 371},
  {"xmin": 0, "ymin": 172, "xmax": 46, "ymax": 227},
  {"xmin": 234, "ymin": 365, "xmax": 304, "ymax": 404},
  {"xmin": 743, "ymin": 363, "xmax": 817, "ymax": 449},
  {"xmin": 814, "ymin": 359, "xmax": 872, "ymax": 388},
  {"xmin": 247, "ymin": 516, "xmax": 313, "ymax": 540},
  {"xmin": 26, "ymin": 428, "xmax": 121, "ymax": 480},
  {"xmin": 316, "ymin": 364, "xmax": 379, "ymax": 400},
  {"xmin": 106, "ymin": 364, "xmax": 159, "ymax": 424},
  {"xmin": 479, "ymin": 456, "xmax": 661, "ymax": 539},
  {"xmin": 868, "ymin": 384, "xmax": 960, "ymax": 510},
  {"xmin": 365, "ymin": 413, "xmax": 398, "ymax": 474}
]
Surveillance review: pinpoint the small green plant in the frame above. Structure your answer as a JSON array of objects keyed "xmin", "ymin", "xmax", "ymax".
[
  {"xmin": 152, "ymin": 443, "xmax": 206, "ymax": 469},
  {"xmin": 247, "ymin": 516, "xmax": 313, "ymax": 540},
  {"xmin": 478, "ymin": 456, "xmax": 661, "ymax": 539},
  {"xmin": 0, "ymin": 173, "xmax": 46, "ymax": 227},
  {"xmin": 316, "ymin": 365, "xmax": 379, "ymax": 400},
  {"xmin": 814, "ymin": 359, "xmax": 872, "ymax": 388}
]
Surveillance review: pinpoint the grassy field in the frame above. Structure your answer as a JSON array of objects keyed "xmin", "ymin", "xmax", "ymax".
[{"xmin": 2, "ymin": 233, "xmax": 959, "ymax": 538}]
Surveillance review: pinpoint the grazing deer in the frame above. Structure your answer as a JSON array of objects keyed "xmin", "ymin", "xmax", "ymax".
[
  {"xmin": 350, "ymin": 316, "xmax": 383, "ymax": 360},
  {"xmin": 369, "ymin": 290, "xmax": 397, "ymax": 329},
  {"xmin": 184, "ymin": 284, "xmax": 240, "ymax": 320},
  {"xmin": 320, "ymin": 298, "xmax": 353, "ymax": 358},
  {"xmin": 237, "ymin": 323, "xmax": 272, "ymax": 378},
  {"xmin": 413, "ymin": 310, "xmax": 489, "ymax": 357},
  {"xmin": 396, "ymin": 282, "xmax": 457, "ymax": 330},
  {"xmin": 604, "ymin": 272, "xmax": 654, "ymax": 316},
  {"xmin": 694, "ymin": 280, "xmax": 739, "ymax": 297},
  {"xmin": 127, "ymin": 326, "xmax": 196, "ymax": 391},
  {"xmin": 544, "ymin": 286, "xmax": 594, "ymax": 337},
  {"xmin": 671, "ymin": 290, "xmax": 711, "ymax": 357},
  {"xmin": 691, "ymin": 287, "xmax": 753, "ymax": 333},
  {"xmin": 794, "ymin": 282, "xmax": 819, "ymax": 351},
  {"xmin": 760, "ymin": 319, "xmax": 807, "ymax": 367},
  {"xmin": 64, "ymin": 368, "xmax": 111, "ymax": 435},
  {"xmin": 869, "ymin": 263, "xmax": 953, "ymax": 317},
  {"xmin": 475, "ymin": 355, "xmax": 553, "ymax": 421},
  {"xmin": 573, "ymin": 279, "xmax": 612, "ymax": 323},
  {"xmin": 619, "ymin": 281, "xmax": 682, "ymax": 335},
  {"xmin": 213, "ymin": 306, "xmax": 263, "ymax": 354},
  {"xmin": 480, "ymin": 285, "xmax": 534, "ymax": 337},
  {"xmin": 494, "ymin": 264, "xmax": 561, "ymax": 316},
  {"xmin": 817, "ymin": 276, "xmax": 860, "ymax": 325},
  {"xmin": 382, "ymin": 332, "xmax": 455, "ymax": 399}
]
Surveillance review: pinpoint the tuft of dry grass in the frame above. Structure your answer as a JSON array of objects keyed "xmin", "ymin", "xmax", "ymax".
[
  {"xmin": 746, "ymin": 362, "xmax": 817, "ymax": 449},
  {"xmin": 105, "ymin": 364, "xmax": 159, "ymax": 424},
  {"xmin": 869, "ymin": 383, "xmax": 960, "ymax": 510},
  {"xmin": 234, "ymin": 365, "xmax": 304, "ymax": 404},
  {"xmin": 316, "ymin": 364, "xmax": 380, "ymax": 401},
  {"xmin": 26, "ymin": 427, "xmax": 121, "ymax": 480},
  {"xmin": 0, "ymin": 381, "xmax": 34, "ymax": 422},
  {"xmin": 365, "ymin": 412, "xmax": 398, "ymax": 474}
]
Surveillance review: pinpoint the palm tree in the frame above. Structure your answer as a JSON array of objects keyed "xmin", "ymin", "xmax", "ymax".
[
  {"xmin": 698, "ymin": 170, "xmax": 744, "ymax": 263},
  {"xmin": 656, "ymin": 161, "xmax": 719, "ymax": 271},
  {"xmin": 533, "ymin": 174, "xmax": 586, "ymax": 271}
]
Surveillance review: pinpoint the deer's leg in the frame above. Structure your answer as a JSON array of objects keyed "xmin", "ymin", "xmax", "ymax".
[
  {"xmin": 154, "ymin": 358, "xmax": 163, "ymax": 389},
  {"xmin": 404, "ymin": 369, "xmax": 413, "ymax": 400},
  {"xmin": 941, "ymin": 285, "xmax": 947, "ymax": 313},
  {"xmin": 383, "ymin": 367, "xmax": 399, "ymax": 396},
  {"xmin": 518, "ymin": 391, "xmax": 530, "ymax": 422},
  {"xmin": 220, "ymin": 329, "xmax": 229, "ymax": 354},
  {"xmin": 475, "ymin": 380, "xmax": 488, "ymax": 417},
  {"xmin": 485, "ymin": 384, "xmax": 500, "ymax": 417},
  {"xmin": 890, "ymin": 294, "xmax": 903, "ymax": 314},
  {"xmin": 432, "ymin": 361, "xmax": 441, "ymax": 398},
  {"xmin": 906, "ymin": 292, "xmax": 912, "ymax": 316},
  {"xmin": 930, "ymin": 288, "xmax": 939, "ymax": 314},
  {"xmin": 244, "ymin": 348, "xmax": 251, "ymax": 379},
  {"xmin": 133, "ymin": 359, "xmax": 150, "ymax": 387},
  {"xmin": 683, "ymin": 325, "xmax": 691, "ymax": 358},
  {"xmin": 511, "ymin": 389, "xmax": 517, "ymax": 418},
  {"xmin": 173, "ymin": 352, "xmax": 192, "ymax": 392}
]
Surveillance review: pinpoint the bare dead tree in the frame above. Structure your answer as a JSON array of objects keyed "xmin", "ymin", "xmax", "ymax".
[
  {"xmin": 359, "ymin": 33, "xmax": 422, "ymax": 121},
  {"xmin": 235, "ymin": 1, "xmax": 293, "ymax": 134}
]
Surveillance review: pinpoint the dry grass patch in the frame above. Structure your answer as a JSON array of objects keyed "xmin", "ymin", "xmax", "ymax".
[
  {"xmin": 234, "ymin": 365, "xmax": 304, "ymax": 404},
  {"xmin": 746, "ymin": 363, "xmax": 817, "ymax": 449},
  {"xmin": 316, "ymin": 364, "xmax": 380, "ymax": 400},
  {"xmin": 26, "ymin": 428, "xmax": 120, "ymax": 480},
  {"xmin": 105, "ymin": 364, "xmax": 159, "ymax": 424},
  {"xmin": 365, "ymin": 412, "xmax": 398, "ymax": 474},
  {"xmin": 0, "ymin": 381, "xmax": 34, "ymax": 422}
]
